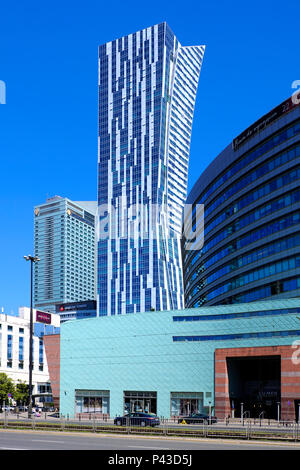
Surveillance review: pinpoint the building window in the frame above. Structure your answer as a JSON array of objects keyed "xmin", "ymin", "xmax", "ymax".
[
  {"xmin": 19, "ymin": 336, "xmax": 24, "ymax": 361},
  {"xmin": 173, "ymin": 329, "xmax": 300, "ymax": 342},
  {"xmin": 38, "ymin": 383, "xmax": 51, "ymax": 394},
  {"xmin": 7, "ymin": 335, "xmax": 12, "ymax": 360},
  {"xmin": 123, "ymin": 391, "xmax": 157, "ymax": 415},
  {"xmin": 75, "ymin": 390, "xmax": 110, "ymax": 415},
  {"xmin": 170, "ymin": 392, "xmax": 204, "ymax": 417},
  {"xmin": 39, "ymin": 339, "xmax": 43, "ymax": 364}
]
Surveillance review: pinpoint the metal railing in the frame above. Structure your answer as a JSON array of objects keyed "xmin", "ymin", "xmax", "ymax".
[{"xmin": 0, "ymin": 412, "xmax": 300, "ymax": 442}]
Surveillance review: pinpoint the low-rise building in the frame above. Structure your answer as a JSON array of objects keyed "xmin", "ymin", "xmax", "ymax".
[
  {"xmin": 56, "ymin": 300, "xmax": 97, "ymax": 322},
  {"xmin": 58, "ymin": 298, "xmax": 300, "ymax": 420},
  {"xmin": 0, "ymin": 307, "xmax": 60, "ymax": 408}
]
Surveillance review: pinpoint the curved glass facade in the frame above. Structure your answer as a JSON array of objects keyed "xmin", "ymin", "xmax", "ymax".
[
  {"xmin": 98, "ymin": 22, "xmax": 205, "ymax": 315},
  {"xmin": 184, "ymin": 97, "xmax": 300, "ymax": 307}
]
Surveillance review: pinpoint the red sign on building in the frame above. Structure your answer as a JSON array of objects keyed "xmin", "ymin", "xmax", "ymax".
[{"xmin": 36, "ymin": 310, "xmax": 52, "ymax": 324}]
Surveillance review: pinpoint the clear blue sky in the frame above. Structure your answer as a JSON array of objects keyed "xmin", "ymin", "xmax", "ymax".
[{"xmin": 0, "ymin": 0, "xmax": 298, "ymax": 313}]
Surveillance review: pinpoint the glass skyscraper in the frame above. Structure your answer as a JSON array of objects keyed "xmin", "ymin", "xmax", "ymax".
[
  {"xmin": 34, "ymin": 196, "xmax": 97, "ymax": 313},
  {"xmin": 184, "ymin": 96, "xmax": 300, "ymax": 307},
  {"xmin": 98, "ymin": 22, "xmax": 205, "ymax": 315}
]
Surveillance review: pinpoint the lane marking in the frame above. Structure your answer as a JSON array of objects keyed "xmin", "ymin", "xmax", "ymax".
[
  {"xmin": 32, "ymin": 439, "xmax": 64, "ymax": 444},
  {"xmin": 0, "ymin": 447, "xmax": 27, "ymax": 450},
  {"xmin": 128, "ymin": 445, "xmax": 171, "ymax": 449}
]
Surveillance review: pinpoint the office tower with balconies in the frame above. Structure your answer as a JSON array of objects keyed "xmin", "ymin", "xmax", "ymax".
[
  {"xmin": 97, "ymin": 22, "xmax": 205, "ymax": 315},
  {"xmin": 33, "ymin": 196, "xmax": 97, "ymax": 313}
]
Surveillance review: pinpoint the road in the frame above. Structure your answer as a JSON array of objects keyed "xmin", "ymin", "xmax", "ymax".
[{"xmin": 0, "ymin": 429, "xmax": 300, "ymax": 450}]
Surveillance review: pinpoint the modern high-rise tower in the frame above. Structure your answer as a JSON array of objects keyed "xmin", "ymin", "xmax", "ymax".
[
  {"xmin": 97, "ymin": 22, "xmax": 205, "ymax": 316},
  {"xmin": 34, "ymin": 196, "xmax": 97, "ymax": 313}
]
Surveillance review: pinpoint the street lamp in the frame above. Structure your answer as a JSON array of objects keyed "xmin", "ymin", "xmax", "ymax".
[{"xmin": 24, "ymin": 255, "xmax": 40, "ymax": 418}]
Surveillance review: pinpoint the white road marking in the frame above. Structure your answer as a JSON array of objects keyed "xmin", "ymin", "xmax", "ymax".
[
  {"xmin": 0, "ymin": 447, "xmax": 27, "ymax": 450},
  {"xmin": 32, "ymin": 439, "xmax": 64, "ymax": 444},
  {"xmin": 128, "ymin": 445, "xmax": 170, "ymax": 449}
]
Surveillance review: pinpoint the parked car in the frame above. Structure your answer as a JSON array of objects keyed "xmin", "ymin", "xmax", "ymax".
[
  {"xmin": 1, "ymin": 406, "xmax": 10, "ymax": 412},
  {"xmin": 114, "ymin": 412, "xmax": 160, "ymax": 427},
  {"xmin": 177, "ymin": 413, "xmax": 217, "ymax": 425},
  {"xmin": 42, "ymin": 406, "xmax": 55, "ymax": 412},
  {"xmin": 16, "ymin": 406, "xmax": 28, "ymax": 412}
]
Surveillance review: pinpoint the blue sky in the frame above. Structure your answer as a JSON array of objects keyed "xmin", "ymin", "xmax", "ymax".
[{"xmin": 0, "ymin": 0, "xmax": 299, "ymax": 313}]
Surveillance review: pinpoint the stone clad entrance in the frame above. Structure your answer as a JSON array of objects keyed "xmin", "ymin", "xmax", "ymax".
[{"xmin": 215, "ymin": 345, "xmax": 300, "ymax": 420}]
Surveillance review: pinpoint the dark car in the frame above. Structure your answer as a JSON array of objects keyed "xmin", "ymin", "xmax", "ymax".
[
  {"xmin": 114, "ymin": 412, "xmax": 160, "ymax": 427},
  {"xmin": 178, "ymin": 413, "xmax": 217, "ymax": 425},
  {"xmin": 17, "ymin": 406, "xmax": 28, "ymax": 412},
  {"xmin": 42, "ymin": 406, "xmax": 55, "ymax": 412}
]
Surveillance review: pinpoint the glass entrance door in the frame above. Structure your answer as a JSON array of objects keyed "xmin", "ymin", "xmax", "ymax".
[
  {"xmin": 124, "ymin": 391, "xmax": 157, "ymax": 414},
  {"xmin": 171, "ymin": 392, "xmax": 204, "ymax": 416},
  {"xmin": 180, "ymin": 399, "xmax": 199, "ymax": 415}
]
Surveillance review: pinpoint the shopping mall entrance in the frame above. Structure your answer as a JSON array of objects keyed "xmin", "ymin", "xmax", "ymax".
[
  {"xmin": 227, "ymin": 355, "xmax": 281, "ymax": 419},
  {"xmin": 123, "ymin": 391, "xmax": 157, "ymax": 414}
]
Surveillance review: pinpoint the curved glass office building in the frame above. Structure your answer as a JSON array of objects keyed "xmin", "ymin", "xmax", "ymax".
[{"xmin": 184, "ymin": 96, "xmax": 300, "ymax": 307}]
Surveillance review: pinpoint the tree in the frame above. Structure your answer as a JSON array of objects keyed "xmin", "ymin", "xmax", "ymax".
[
  {"xmin": 0, "ymin": 373, "xmax": 15, "ymax": 409},
  {"xmin": 14, "ymin": 381, "xmax": 29, "ymax": 406}
]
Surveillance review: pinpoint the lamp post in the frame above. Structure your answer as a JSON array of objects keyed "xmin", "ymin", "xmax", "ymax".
[
  {"xmin": 241, "ymin": 402, "xmax": 244, "ymax": 426},
  {"xmin": 24, "ymin": 255, "xmax": 40, "ymax": 418}
]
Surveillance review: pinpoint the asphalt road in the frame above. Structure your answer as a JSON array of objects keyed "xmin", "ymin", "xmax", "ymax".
[{"xmin": 0, "ymin": 429, "xmax": 300, "ymax": 450}]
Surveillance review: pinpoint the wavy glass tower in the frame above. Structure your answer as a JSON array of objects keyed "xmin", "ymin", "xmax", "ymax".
[{"xmin": 97, "ymin": 23, "xmax": 205, "ymax": 315}]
